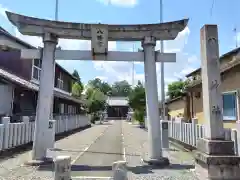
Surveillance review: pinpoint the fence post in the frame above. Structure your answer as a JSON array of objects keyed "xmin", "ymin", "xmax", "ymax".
[
  {"xmin": 224, "ymin": 128, "xmax": 232, "ymax": 141},
  {"xmin": 231, "ymin": 129, "xmax": 238, "ymax": 155},
  {"xmin": 236, "ymin": 121, "xmax": 240, "ymax": 156},
  {"xmin": 64, "ymin": 115, "xmax": 69, "ymax": 132},
  {"xmin": 2, "ymin": 116, "xmax": 10, "ymax": 149},
  {"xmin": 160, "ymin": 120, "xmax": 169, "ymax": 149},
  {"xmin": 22, "ymin": 116, "xmax": 30, "ymax": 144},
  {"xmin": 171, "ymin": 117, "xmax": 174, "ymax": 138},
  {"xmin": 0, "ymin": 124, "xmax": 4, "ymax": 150},
  {"xmin": 192, "ymin": 118, "xmax": 197, "ymax": 146},
  {"xmin": 179, "ymin": 118, "xmax": 184, "ymax": 142}
]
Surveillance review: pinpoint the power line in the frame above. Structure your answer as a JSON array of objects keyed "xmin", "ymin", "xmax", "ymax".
[
  {"xmin": 55, "ymin": 0, "xmax": 59, "ymax": 20},
  {"xmin": 132, "ymin": 44, "xmax": 135, "ymax": 87},
  {"xmin": 210, "ymin": 0, "xmax": 215, "ymax": 18},
  {"xmin": 234, "ymin": 27, "xmax": 238, "ymax": 48}
]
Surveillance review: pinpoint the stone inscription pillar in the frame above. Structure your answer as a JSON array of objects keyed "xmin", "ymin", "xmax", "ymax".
[{"xmin": 195, "ymin": 25, "xmax": 240, "ymax": 180}]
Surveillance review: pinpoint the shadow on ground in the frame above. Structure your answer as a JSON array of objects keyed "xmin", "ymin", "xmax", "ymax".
[
  {"xmin": 70, "ymin": 163, "xmax": 195, "ymax": 174},
  {"xmin": 0, "ymin": 125, "xmax": 91, "ymax": 162},
  {"xmin": 36, "ymin": 163, "xmax": 195, "ymax": 173},
  {"xmin": 50, "ymin": 148, "xmax": 140, "ymax": 157},
  {"xmin": 95, "ymin": 122, "xmax": 113, "ymax": 126}
]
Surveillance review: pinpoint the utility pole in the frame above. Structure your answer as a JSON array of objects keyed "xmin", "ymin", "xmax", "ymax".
[
  {"xmin": 234, "ymin": 27, "xmax": 238, "ymax": 48},
  {"xmin": 210, "ymin": 0, "xmax": 215, "ymax": 18},
  {"xmin": 132, "ymin": 44, "xmax": 135, "ymax": 87},
  {"xmin": 55, "ymin": 0, "xmax": 59, "ymax": 20},
  {"xmin": 160, "ymin": 0, "xmax": 165, "ymax": 119}
]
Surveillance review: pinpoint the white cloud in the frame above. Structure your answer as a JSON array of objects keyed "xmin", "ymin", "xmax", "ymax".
[
  {"xmin": 0, "ymin": 4, "xmax": 8, "ymax": 19},
  {"xmin": 187, "ymin": 55, "xmax": 198, "ymax": 63},
  {"xmin": 95, "ymin": 76, "xmax": 108, "ymax": 81},
  {"xmin": 96, "ymin": 0, "xmax": 137, "ymax": 7}
]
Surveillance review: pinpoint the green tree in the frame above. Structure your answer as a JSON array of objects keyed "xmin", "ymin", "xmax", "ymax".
[
  {"xmin": 72, "ymin": 82, "xmax": 83, "ymax": 97},
  {"xmin": 72, "ymin": 70, "xmax": 80, "ymax": 82},
  {"xmin": 71, "ymin": 70, "xmax": 84, "ymax": 97},
  {"xmin": 128, "ymin": 81, "xmax": 146, "ymax": 125},
  {"xmin": 167, "ymin": 79, "xmax": 188, "ymax": 99},
  {"xmin": 111, "ymin": 80, "xmax": 132, "ymax": 97},
  {"xmin": 85, "ymin": 87, "xmax": 107, "ymax": 123},
  {"xmin": 128, "ymin": 81, "xmax": 145, "ymax": 111},
  {"xmin": 88, "ymin": 78, "xmax": 112, "ymax": 95}
]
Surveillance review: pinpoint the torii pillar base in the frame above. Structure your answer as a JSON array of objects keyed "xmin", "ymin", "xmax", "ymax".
[{"xmin": 142, "ymin": 157, "xmax": 169, "ymax": 167}]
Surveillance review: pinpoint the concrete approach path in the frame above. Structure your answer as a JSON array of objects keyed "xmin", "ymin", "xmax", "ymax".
[{"xmin": 0, "ymin": 120, "xmax": 198, "ymax": 180}]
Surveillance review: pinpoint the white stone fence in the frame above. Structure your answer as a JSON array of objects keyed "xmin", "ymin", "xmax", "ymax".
[
  {"xmin": 0, "ymin": 115, "xmax": 90, "ymax": 151},
  {"xmin": 168, "ymin": 118, "xmax": 239, "ymax": 155}
]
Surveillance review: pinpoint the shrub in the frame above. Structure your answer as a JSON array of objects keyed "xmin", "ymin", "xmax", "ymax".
[{"xmin": 133, "ymin": 110, "xmax": 144, "ymax": 124}]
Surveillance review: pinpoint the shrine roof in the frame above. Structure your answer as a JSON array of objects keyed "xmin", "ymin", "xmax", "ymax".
[
  {"xmin": 107, "ymin": 97, "xmax": 129, "ymax": 106},
  {"xmin": 0, "ymin": 26, "xmax": 77, "ymax": 81}
]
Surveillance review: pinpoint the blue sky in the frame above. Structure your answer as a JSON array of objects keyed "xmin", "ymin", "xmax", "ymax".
[{"xmin": 0, "ymin": 0, "xmax": 240, "ymax": 98}]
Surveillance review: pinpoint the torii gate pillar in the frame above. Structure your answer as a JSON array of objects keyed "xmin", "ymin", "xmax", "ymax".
[
  {"xmin": 32, "ymin": 33, "xmax": 58, "ymax": 161},
  {"xmin": 142, "ymin": 37, "xmax": 169, "ymax": 165}
]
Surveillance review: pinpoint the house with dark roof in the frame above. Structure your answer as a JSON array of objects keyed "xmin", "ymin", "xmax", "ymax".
[
  {"xmin": 0, "ymin": 26, "xmax": 85, "ymax": 121},
  {"xmin": 166, "ymin": 47, "xmax": 240, "ymax": 129}
]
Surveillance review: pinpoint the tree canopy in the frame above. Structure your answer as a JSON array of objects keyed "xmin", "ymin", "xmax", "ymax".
[
  {"xmin": 128, "ymin": 81, "xmax": 146, "ymax": 111},
  {"xmin": 128, "ymin": 81, "xmax": 146, "ymax": 124},
  {"xmin": 111, "ymin": 80, "xmax": 132, "ymax": 97},
  {"xmin": 71, "ymin": 70, "xmax": 84, "ymax": 97},
  {"xmin": 86, "ymin": 87, "xmax": 106, "ymax": 114},
  {"xmin": 167, "ymin": 79, "xmax": 188, "ymax": 99},
  {"xmin": 72, "ymin": 82, "xmax": 83, "ymax": 97},
  {"xmin": 87, "ymin": 78, "xmax": 132, "ymax": 97},
  {"xmin": 88, "ymin": 78, "xmax": 112, "ymax": 95}
]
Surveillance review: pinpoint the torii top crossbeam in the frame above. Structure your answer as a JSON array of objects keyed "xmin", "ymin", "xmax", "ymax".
[{"xmin": 6, "ymin": 11, "xmax": 188, "ymax": 41}]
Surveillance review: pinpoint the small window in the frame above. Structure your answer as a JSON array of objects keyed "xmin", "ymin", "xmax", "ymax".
[
  {"xmin": 222, "ymin": 92, "xmax": 237, "ymax": 120},
  {"xmin": 33, "ymin": 59, "xmax": 42, "ymax": 68},
  {"xmin": 32, "ymin": 59, "xmax": 42, "ymax": 81},
  {"xmin": 33, "ymin": 68, "xmax": 39, "ymax": 80},
  {"xmin": 57, "ymin": 72, "xmax": 64, "ymax": 90}
]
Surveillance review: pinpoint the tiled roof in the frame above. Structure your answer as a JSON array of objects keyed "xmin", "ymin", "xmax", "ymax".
[
  {"xmin": 185, "ymin": 47, "xmax": 240, "ymax": 78},
  {"xmin": 0, "ymin": 26, "xmax": 77, "ymax": 80},
  {"xmin": 0, "ymin": 67, "xmax": 84, "ymax": 104},
  {"xmin": 107, "ymin": 97, "xmax": 129, "ymax": 106}
]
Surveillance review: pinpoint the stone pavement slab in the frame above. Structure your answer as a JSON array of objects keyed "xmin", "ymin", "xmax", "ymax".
[
  {"xmin": 0, "ymin": 123, "xmax": 110, "ymax": 180},
  {"xmin": 122, "ymin": 121, "xmax": 199, "ymax": 180}
]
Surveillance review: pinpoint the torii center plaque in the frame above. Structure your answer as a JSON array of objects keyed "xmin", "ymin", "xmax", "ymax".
[{"xmin": 91, "ymin": 24, "xmax": 108, "ymax": 59}]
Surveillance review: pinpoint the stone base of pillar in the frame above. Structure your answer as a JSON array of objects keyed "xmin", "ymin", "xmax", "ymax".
[
  {"xmin": 24, "ymin": 157, "xmax": 54, "ymax": 166},
  {"xmin": 142, "ymin": 157, "xmax": 169, "ymax": 167},
  {"xmin": 194, "ymin": 138, "xmax": 240, "ymax": 180}
]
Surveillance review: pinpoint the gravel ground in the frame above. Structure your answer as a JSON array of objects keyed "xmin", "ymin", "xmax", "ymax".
[
  {"xmin": 122, "ymin": 121, "xmax": 199, "ymax": 180},
  {"xmin": 0, "ymin": 123, "xmax": 110, "ymax": 180}
]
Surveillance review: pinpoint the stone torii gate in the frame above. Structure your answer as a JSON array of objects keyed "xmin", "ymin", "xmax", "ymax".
[{"xmin": 6, "ymin": 11, "xmax": 188, "ymax": 165}]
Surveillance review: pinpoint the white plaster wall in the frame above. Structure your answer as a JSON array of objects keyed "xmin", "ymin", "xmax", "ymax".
[{"xmin": 0, "ymin": 84, "xmax": 13, "ymax": 115}]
